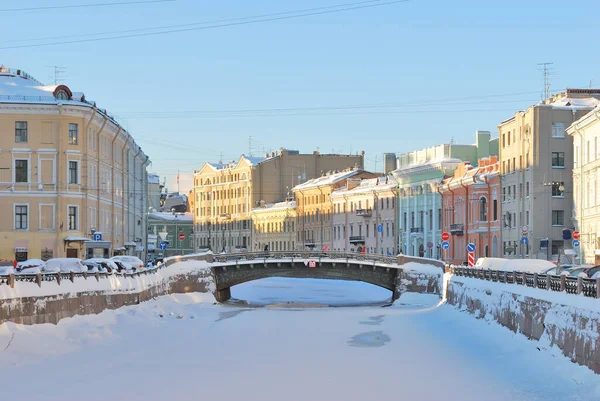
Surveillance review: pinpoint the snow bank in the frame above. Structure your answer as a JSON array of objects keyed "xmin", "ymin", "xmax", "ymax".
[
  {"xmin": 0, "ymin": 259, "xmax": 212, "ymax": 301},
  {"xmin": 448, "ymin": 274, "xmax": 600, "ymax": 374}
]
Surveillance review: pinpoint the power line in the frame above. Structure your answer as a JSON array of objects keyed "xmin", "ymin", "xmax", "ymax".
[
  {"xmin": 0, "ymin": 0, "xmax": 409, "ymax": 49},
  {"xmin": 0, "ymin": 0, "xmax": 391, "ymax": 44},
  {"xmin": 0, "ymin": 0, "xmax": 175, "ymax": 12}
]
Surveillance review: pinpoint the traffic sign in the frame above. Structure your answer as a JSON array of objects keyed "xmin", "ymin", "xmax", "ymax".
[
  {"xmin": 467, "ymin": 252, "xmax": 475, "ymax": 267},
  {"xmin": 521, "ymin": 237, "xmax": 528, "ymax": 245},
  {"xmin": 93, "ymin": 232, "xmax": 102, "ymax": 241},
  {"xmin": 427, "ymin": 241, "xmax": 433, "ymax": 249},
  {"xmin": 467, "ymin": 243, "xmax": 476, "ymax": 252},
  {"xmin": 441, "ymin": 241, "xmax": 450, "ymax": 250},
  {"xmin": 573, "ymin": 231, "xmax": 580, "ymax": 240},
  {"xmin": 178, "ymin": 233, "xmax": 185, "ymax": 241},
  {"xmin": 521, "ymin": 225, "xmax": 528, "ymax": 233},
  {"xmin": 441, "ymin": 232, "xmax": 450, "ymax": 241},
  {"xmin": 308, "ymin": 260, "xmax": 317, "ymax": 268},
  {"xmin": 377, "ymin": 225, "xmax": 383, "ymax": 233},
  {"xmin": 521, "ymin": 232, "xmax": 528, "ymax": 238},
  {"xmin": 159, "ymin": 241, "xmax": 168, "ymax": 250},
  {"xmin": 572, "ymin": 239, "xmax": 580, "ymax": 247}
]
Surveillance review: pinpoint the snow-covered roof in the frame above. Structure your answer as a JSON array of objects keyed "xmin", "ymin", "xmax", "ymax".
[
  {"xmin": 292, "ymin": 169, "xmax": 361, "ymax": 191},
  {"xmin": 545, "ymin": 96, "xmax": 600, "ymax": 110},
  {"xmin": 64, "ymin": 236, "xmax": 90, "ymax": 242},
  {"xmin": 252, "ymin": 200, "xmax": 296, "ymax": 213},
  {"xmin": 0, "ymin": 69, "xmax": 86, "ymax": 105},
  {"xmin": 244, "ymin": 155, "xmax": 267, "ymax": 165},
  {"xmin": 330, "ymin": 176, "xmax": 396, "ymax": 198},
  {"xmin": 149, "ymin": 212, "xmax": 193, "ymax": 222}
]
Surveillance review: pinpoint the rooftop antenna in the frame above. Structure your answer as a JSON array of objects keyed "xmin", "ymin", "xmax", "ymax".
[
  {"xmin": 46, "ymin": 65, "xmax": 66, "ymax": 85},
  {"xmin": 248, "ymin": 136, "xmax": 253, "ymax": 157},
  {"xmin": 219, "ymin": 152, "xmax": 224, "ymax": 164},
  {"xmin": 450, "ymin": 136, "xmax": 455, "ymax": 145},
  {"xmin": 537, "ymin": 62, "xmax": 554, "ymax": 100}
]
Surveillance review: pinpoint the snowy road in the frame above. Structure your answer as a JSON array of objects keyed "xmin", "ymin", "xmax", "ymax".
[{"xmin": 1, "ymin": 278, "xmax": 599, "ymax": 401}]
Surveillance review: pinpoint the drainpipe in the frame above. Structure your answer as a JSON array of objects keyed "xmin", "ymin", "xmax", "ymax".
[
  {"xmin": 459, "ymin": 171, "xmax": 472, "ymax": 263},
  {"xmin": 446, "ymin": 182, "xmax": 455, "ymax": 263},
  {"xmin": 110, "ymin": 127, "xmax": 122, "ymax": 256},
  {"xmin": 143, "ymin": 155, "xmax": 150, "ymax": 263},
  {"xmin": 132, "ymin": 147, "xmax": 142, "ymax": 256},
  {"xmin": 573, "ymin": 125, "xmax": 584, "ymax": 265},
  {"xmin": 483, "ymin": 174, "xmax": 492, "ymax": 257},
  {"xmin": 96, "ymin": 117, "xmax": 108, "ymax": 243},
  {"xmin": 83, "ymin": 109, "xmax": 97, "ymax": 249},
  {"xmin": 120, "ymin": 135, "xmax": 131, "ymax": 247},
  {"xmin": 318, "ymin": 187, "xmax": 324, "ymax": 251}
]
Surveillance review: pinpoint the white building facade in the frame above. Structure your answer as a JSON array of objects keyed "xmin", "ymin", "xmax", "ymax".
[
  {"xmin": 568, "ymin": 104, "xmax": 600, "ymax": 264},
  {"xmin": 330, "ymin": 177, "xmax": 397, "ymax": 255}
]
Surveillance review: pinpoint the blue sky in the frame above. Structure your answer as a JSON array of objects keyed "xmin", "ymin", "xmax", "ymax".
[{"xmin": 2, "ymin": 0, "xmax": 599, "ymax": 192}]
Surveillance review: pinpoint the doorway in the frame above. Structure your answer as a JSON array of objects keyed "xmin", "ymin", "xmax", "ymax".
[{"xmin": 66, "ymin": 249, "xmax": 78, "ymax": 258}]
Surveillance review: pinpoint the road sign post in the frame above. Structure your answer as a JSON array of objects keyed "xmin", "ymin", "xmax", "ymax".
[
  {"xmin": 441, "ymin": 232, "xmax": 450, "ymax": 241},
  {"xmin": 468, "ymin": 252, "xmax": 475, "ymax": 267},
  {"xmin": 573, "ymin": 231, "xmax": 580, "ymax": 240}
]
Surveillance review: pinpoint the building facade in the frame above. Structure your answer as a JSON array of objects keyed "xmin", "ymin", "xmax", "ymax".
[
  {"xmin": 147, "ymin": 212, "xmax": 193, "ymax": 259},
  {"xmin": 568, "ymin": 104, "xmax": 600, "ymax": 264},
  {"xmin": 192, "ymin": 149, "xmax": 364, "ymax": 253},
  {"xmin": 440, "ymin": 157, "xmax": 501, "ymax": 264},
  {"xmin": 0, "ymin": 67, "xmax": 149, "ymax": 262},
  {"xmin": 498, "ymin": 89, "xmax": 600, "ymax": 260},
  {"xmin": 330, "ymin": 176, "xmax": 397, "ymax": 255},
  {"xmin": 293, "ymin": 169, "xmax": 378, "ymax": 251},
  {"xmin": 251, "ymin": 200, "xmax": 296, "ymax": 252},
  {"xmin": 391, "ymin": 131, "xmax": 497, "ymax": 258}
]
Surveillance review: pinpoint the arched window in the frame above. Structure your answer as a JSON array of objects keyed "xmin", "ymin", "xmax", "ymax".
[{"xmin": 479, "ymin": 197, "xmax": 487, "ymax": 221}]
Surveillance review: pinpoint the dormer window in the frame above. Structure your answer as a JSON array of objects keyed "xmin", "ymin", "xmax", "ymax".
[{"xmin": 55, "ymin": 90, "xmax": 69, "ymax": 100}]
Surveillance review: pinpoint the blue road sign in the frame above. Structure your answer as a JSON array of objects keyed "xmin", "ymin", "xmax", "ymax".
[
  {"xmin": 572, "ymin": 239, "xmax": 580, "ymax": 247},
  {"xmin": 467, "ymin": 243, "xmax": 476, "ymax": 252},
  {"xmin": 521, "ymin": 237, "xmax": 528, "ymax": 245},
  {"xmin": 159, "ymin": 241, "xmax": 168, "ymax": 250},
  {"xmin": 377, "ymin": 225, "xmax": 383, "ymax": 233},
  {"xmin": 93, "ymin": 232, "xmax": 102, "ymax": 241},
  {"xmin": 441, "ymin": 241, "xmax": 450, "ymax": 250}
]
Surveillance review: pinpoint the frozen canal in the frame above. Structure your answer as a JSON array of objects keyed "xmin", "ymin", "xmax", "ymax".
[{"xmin": 1, "ymin": 278, "xmax": 599, "ymax": 401}]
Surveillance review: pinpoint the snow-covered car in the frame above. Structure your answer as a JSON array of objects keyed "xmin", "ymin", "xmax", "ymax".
[
  {"xmin": 44, "ymin": 258, "xmax": 87, "ymax": 273},
  {"xmin": 15, "ymin": 259, "xmax": 46, "ymax": 274},
  {"xmin": 112, "ymin": 260, "xmax": 136, "ymax": 274},
  {"xmin": 564, "ymin": 265, "xmax": 600, "ymax": 279},
  {"xmin": 111, "ymin": 256, "xmax": 144, "ymax": 271},
  {"xmin": 82, "ymin": 260, "xmax": 104, "ymax": 273},
  {"xmin": 86, "ymin": 258, "xmax": 119, "ymax": 274},
  {"xmin": 0, "ymin": 264, "xmax": 15, "ymax": 275}
]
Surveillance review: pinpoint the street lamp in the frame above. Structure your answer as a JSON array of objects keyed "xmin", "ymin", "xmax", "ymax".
[{"xmin": 221, "ymin": 223, "xmax": 226, "ymax": 253}]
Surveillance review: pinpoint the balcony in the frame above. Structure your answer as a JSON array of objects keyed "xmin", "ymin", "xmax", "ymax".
[
  {"xmin": 410, "ymin": 227, "xmax": 423, "ymax": 233},
  {"xmin": 349, "ymin": 236, "xmax": 366, "ymax": 244},
  {"xmin": 355, "ymin": 208, "xmax": 372, "ymax": 217},
  {"xmin": 450, "ymin": 224, "xmax": 464, "ymax": 236}
]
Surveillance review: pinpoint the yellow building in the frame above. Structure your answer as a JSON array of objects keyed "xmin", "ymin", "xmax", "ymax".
[
  {"xmin": 251, "ymin": 200, "xmax": 297, "ymax": 251},
  {"xmin": 192, "ymin": 149, "xmax": 364, "ymax": 253},
  {"xmin": 292, "ymin": 169, "xmax": 378, "ymax": 251},
  {"xmin": 0, "ymin": 67, "xmax": 150, "ymax": 262}
]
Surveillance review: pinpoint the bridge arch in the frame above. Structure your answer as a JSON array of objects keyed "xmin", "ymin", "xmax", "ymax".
[{"xmin": 211, "ymin": 255, "xmax": 403, "ymax": 303}]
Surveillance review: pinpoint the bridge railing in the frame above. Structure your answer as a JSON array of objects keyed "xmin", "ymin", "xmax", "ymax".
[
  {"xmin": 211, "ymin": 251, "xmax": 399, "ymax": 266},
  {"xmin": 452, "ymin": 266, "xmax": 600, "ymax": 299}
]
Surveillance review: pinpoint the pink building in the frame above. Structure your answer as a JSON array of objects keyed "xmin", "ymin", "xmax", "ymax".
[{"xmin": 440, "ymin": 156, "xmax": 501, "ymax": 265}]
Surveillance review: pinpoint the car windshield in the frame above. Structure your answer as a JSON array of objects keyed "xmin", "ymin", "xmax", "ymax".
[{"xmin": 4, "ymin": 2, "xmax": 600, "ymax": 400}]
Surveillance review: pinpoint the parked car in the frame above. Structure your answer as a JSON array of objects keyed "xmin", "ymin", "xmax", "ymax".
[
  {"xmin": 565, "ymin": 265, "xmax": 600, "ymax": 279},
  {"xmin": 111, "ymin": 256, "xmax": 144, "ymax": 271},
  {"xmin": 86, "ymin": 258, "xmax": 119, "ymax": 274},
  {"xmin": 112, "ymin": 260, "xmax": 136, "ymax": 274},
  {"xmin": 0, "ymin": 264, "xmax": 14, "ymax": 275},
  {"xmin": 82, "ymin": 260, "xmax": 105, "ymax": 273},
  {"xmin": 15, "ymin": 259, "xmax": 46, "ymax": 274},
  {"xmin": 44, "ymin": 258, "xmax": 87, "ymax": 273}
]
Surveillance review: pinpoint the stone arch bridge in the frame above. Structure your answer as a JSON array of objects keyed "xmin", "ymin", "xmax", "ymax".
[{"xmin": 208, "ymin": 252, "xmax": 442, "ymax": 302}]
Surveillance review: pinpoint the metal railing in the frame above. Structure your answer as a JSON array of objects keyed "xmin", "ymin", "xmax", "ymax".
[
  {"xmin": 0, "ymin": 266, "xmax": 166, "ymax": 289},
  {"xmin": 452, "ymin": 267, "xmax": 600, "ymax": 299},
  {"xmin": 212, "ymin": 251, "xmax": 399, "ymax": 266}
]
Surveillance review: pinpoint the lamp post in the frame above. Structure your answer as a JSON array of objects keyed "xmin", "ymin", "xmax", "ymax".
[
  {"xmin": 207, "ymin": 221, "xmax": 212, "ymax": 252},
  {"xmin": 221, "ymin": 223, "xmax": 226, "ymax": 253}
]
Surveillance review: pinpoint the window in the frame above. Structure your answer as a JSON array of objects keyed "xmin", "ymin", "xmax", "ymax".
[
  {"xmin": 526, "ymin": 211, "xmax": 529, "ymax": 225},
  {"xmin": 502, "ymin": 188, "xmax": 506, "ymax": 202},
  {"xmin": 512, "ymin": 158, "xmax": 516, "ymax": 172},
  {"xmin": 552, "ymin": 152, "xmax": 565, "ymax": 168},
  {"xmin": 69, "ymin": 123, "xmax": 78, "ymax": 145},
  {"xmin": 552, "ymin": 182, "xmax": 565, "ymax": 197},
  {"xmin": 15, "ymin": 121, "xmax": 27, "ymax": 143},
  {"xmin": 552, "ymin": 122, "xmax": 565, "ymax": 138},
  {"xmin": 15, "ymin": 159, "xmax": 28, "ymax": 183},
  {"xmin": 552, "ymin": 210, "xmax": 564, "ymax": 226},
  {"xmin": 526, "ymin": 182, "xmax": 529, "ymax": 197},
  {"xmin": 68, "ymin": 161, "xmax": 78, "ymax": 184},
  {"xmin": 68, "ymin": 206, "xmax": 78, "ymax": 230},
  {"xmin": 526, "ymin": 152, "xmax": 530, "ymax": 169},
  {"xmin": 502, "ymin": 133, "xmax": 505, "ymax": 148},
  {"xmin": 507, "ymin": 132, "xmax": 511, "ymax": 146},
  {"xmin": 403, "ymin": 212, "xmax": 407, "ymax": 230},
  {"xmin": 56, "ymin": 89, "xmax": 69, "ymax": 100},
  {"xmin": 15, "ymin": 205, "xmax": 28, "ymax": 230},
  {"xmin": 479, "ymin": 197, "xmax": 487, "ymax": 221},
  {"xmin": 429, "ymin": 210, "xmax": 433, "ymax": 230},
  {"xmin": 493, "ymin": 200, "xmax": 498, "ymax": 220},
  {"xmin": 512, "ymin": 185, "xmax": 516, "ymax": 200}
]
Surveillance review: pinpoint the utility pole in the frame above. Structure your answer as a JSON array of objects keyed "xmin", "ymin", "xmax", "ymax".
[{"xmin": 537, "ymin": 62, "xmax": 554, "ymax": 100}]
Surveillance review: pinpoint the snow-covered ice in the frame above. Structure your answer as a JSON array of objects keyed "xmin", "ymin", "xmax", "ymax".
[{"xmin": 1, "ymin": 276, "xmax": 599, "ymax": 401}]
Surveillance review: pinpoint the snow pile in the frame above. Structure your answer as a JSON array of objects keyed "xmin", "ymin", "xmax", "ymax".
[
  {"xmin": 0, "ymin": 259, "xmax": 212, "ymax": 301},
  {"xmin": 1, "ymin": 278, "xmax": 599, "ymax": 401}
]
